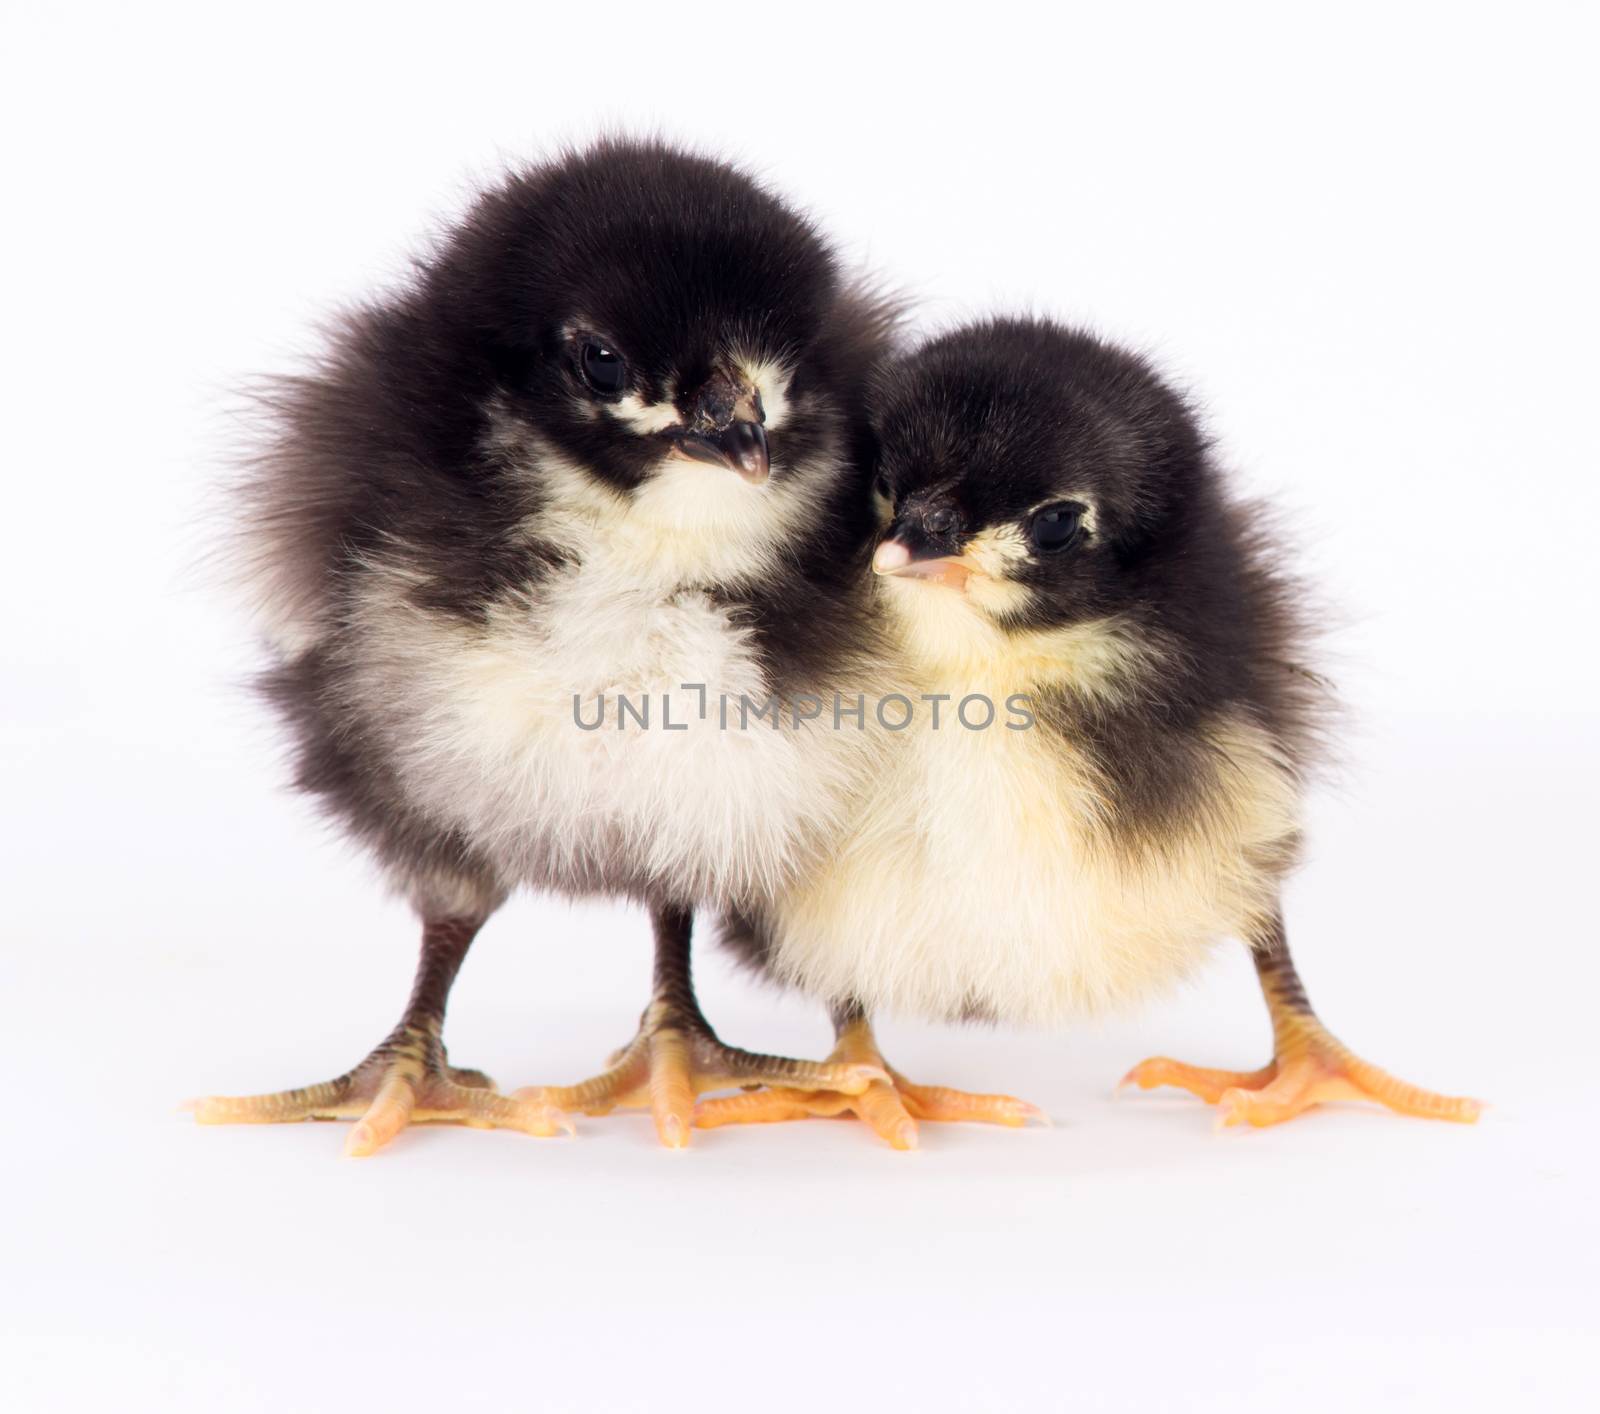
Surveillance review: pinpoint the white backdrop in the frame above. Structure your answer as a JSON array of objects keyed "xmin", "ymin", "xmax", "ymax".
[{"xmin": 3, "ymin": 4, "xmax": 1596, "ymax": 1411}]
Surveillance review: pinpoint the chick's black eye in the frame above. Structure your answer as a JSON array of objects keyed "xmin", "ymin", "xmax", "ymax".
[
  {"xmin": 579, "ymin": 342, "xmax": 627, "ymax": 396},
  {"xmin": 873, "ymin": 472, "xmax": 893, "ymax": 502},
  {"xmin": 1030, "ymin": 502, "xmax": 1085, "ymax": 553}
]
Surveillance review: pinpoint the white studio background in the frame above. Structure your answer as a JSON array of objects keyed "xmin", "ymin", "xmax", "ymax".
[{"xmin": 2, "ymin": 4, "xmax": 1595, "ymax": 1412}]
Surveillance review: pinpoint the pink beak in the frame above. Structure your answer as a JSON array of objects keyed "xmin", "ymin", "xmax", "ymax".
[{"xmin": 872, "ymin": 539, "xmax": 973, "ymax": 590}]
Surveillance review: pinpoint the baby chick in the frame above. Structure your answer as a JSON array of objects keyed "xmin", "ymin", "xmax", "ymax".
[
  {"xmin": 192, "ymin": 139, "xmax": 898, "ymax": 1153},
  {"xmin": 703, "ymin": 317, "xmax": 1481, "ymax": 1146}
]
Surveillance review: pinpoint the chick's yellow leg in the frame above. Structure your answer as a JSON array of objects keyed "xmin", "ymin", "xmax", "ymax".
[
  {"xmin": 1121, "ymin": 913, "xmax": 1482, "ymax": 1128},
  {"xmin": 515, "ymin": 906, "xmax": 887, "ymax": 1149},
  {"xmin": 189, "ymin": 916, "xmax": 570, "ymax": 1155},
  {"xmin": 694, "ymin": 1010, "xmax": 1046, "ymax": 1150}
]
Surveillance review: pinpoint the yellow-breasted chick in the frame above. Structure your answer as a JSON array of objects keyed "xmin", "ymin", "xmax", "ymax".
[{"xmin": 703, "ymin": 316, "xmax": 1481, "ymax": 1147}]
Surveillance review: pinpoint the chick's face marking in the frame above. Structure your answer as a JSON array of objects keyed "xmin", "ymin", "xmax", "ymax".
[{"xmin": 569, "ymin": 331, "xmax": 777, "ymax": 484}]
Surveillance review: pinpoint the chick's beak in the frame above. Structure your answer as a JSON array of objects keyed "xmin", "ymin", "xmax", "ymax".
[
  {"xmin": 672, "ymin": 419, "xmax": 769, "ymax": 484},
  {"xmin": 872, "ymin": 539, "xmax": 974, "ymax": 590},
  {"xmin": 670, "ymin": 368, "xmax": 771, "ymax": 484},
  {"xmin": 722, "ymin": 419, "xmax": 770, "ymax": 483}
]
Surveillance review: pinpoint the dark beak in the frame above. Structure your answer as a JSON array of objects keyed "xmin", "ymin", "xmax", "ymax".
[
  {"xmin": 674, "ymin": 420, "xmax": 770, "ymax": 485},
  {"xmin": 668, "ymin": 365, "xmax": 771, "ymax": 485}
]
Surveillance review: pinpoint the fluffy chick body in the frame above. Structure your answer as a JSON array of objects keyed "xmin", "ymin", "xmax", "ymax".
[
  {"xmin": 241, "ymin": 141, "xmax": 895, "ymax": 923},
  {"xmin": 762, "ymin": 653, "xmax": 1300, "ymax": 1024},
  {"xmin": 734, "ymin": 318, "xmax": 1320, "ymax": 1025}
]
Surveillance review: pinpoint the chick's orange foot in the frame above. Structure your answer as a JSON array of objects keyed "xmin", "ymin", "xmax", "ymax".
[
  {"xmin": 188, "ymin": 1021, "xmax": 571, "ymax": 1155},
  {"xmin": 517, "ymin": 906, "xmax": 888, "ymax": 1149},
  {"xmin": 519, "ymin": 997, "xmax": 887, "ymax": 1149},
  {"xmin": 1121, "ymin": 922, "xmax": 1481, "ymax": 1128},
  {"xmin": 189, "ymin": 915, "xmax": 569, "ymax": 1156},
  {"xmin": 1120, "ymin": 1032, "xmax": 1482, "ymax": 1128},
  {"xmin": 694, "ymin": 1014, "xmax": 1046, "ymax": 1150}
]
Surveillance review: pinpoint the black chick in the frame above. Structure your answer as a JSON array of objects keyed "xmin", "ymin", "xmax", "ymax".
[
  {"xmin": 705, "ymin": 317, "xmax": 1480, "ymax": 1146},
  {"xmin": 193, "ymin": 139, "xmax": 898, "ymax": 1153}
]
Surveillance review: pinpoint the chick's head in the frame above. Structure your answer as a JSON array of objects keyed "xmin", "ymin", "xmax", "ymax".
[
  {"xmin": 868, "ymin": 317, "xmax": 1214, "ymax": 651},
  {"xmin": 424, "ymin": 139, "xmax": 885, "ymax": 556}
]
